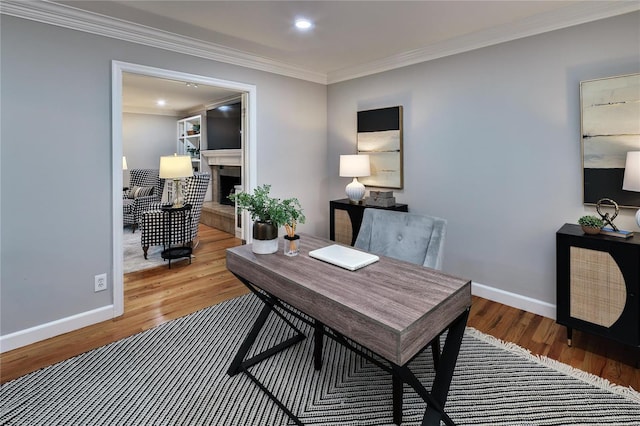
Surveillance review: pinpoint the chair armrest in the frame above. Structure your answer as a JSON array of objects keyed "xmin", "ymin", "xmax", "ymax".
[{"xmin": 133, "ymin": 195, "xmax": 162, "ymax": 214}]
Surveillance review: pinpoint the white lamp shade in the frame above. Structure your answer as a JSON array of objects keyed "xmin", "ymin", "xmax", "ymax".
[
  {"xmin": 122, "ymin": 156, "xmax": 128, "ymax": 170},
  {"xmin": 159, "ymin": 154, "xmax": 194, "ymax": 179},
  {"xmin": 339, "ymin": 154, "xmax": 370, "ymax": 177},
  {"xmin": 623, "ymin": 151, "xmax": 640, "ymax": 192}
]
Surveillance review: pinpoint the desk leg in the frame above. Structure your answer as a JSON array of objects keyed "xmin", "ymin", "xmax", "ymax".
[
  {"xmin": 227, "ymin": 302, "xmax": 273, "ymax": 376},
  {"xmin": 392, "ymin": 375, "xmax": 403, "ymax": 425},
  {"xmin": 314, "ymin": 320, "xmax": 324, "ymax": 371},
  {"xmin": 392, "ymin": 309, "xmax": 469, "ymax": 426},
  {"xmin": 227, "ymin": 278, "xmax": 307, "ymax": 377},
  {"xmin": 424, "ymin": 308, "xmax": 468, "ymax": 426}
]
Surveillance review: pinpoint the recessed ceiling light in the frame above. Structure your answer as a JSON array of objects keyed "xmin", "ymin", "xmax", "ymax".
[
  {"xmin": 295, "ymin": 18, "xmax": 313, "ymax": 31},
  {"xmin": 157, "ymin": 99, "xmax": 166, "ymax": 106}
]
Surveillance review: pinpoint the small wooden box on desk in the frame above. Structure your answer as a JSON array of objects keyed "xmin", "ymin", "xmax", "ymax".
[
  {"xmin": 556, "ymin": 223, "xmax": 639, "ymax": 349},
  {"xmin": 330, "ymin": 198, "xmax": 408, "ymax": 246}
]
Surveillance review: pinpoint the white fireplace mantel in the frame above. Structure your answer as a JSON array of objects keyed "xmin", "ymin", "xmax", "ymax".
[{"xmin": 201, "ymin": 149, "xmax": 242, "ymax": 167}]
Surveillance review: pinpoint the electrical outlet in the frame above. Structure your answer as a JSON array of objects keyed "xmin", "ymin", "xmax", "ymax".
[{"xmin": 94, "ymin": 273, "xmax": 107, "ymax": 292}]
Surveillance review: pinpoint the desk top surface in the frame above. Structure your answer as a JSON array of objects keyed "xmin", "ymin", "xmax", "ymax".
[{"xmin": 226, "ymin": 233, "xmax": 471, "ymax": 365}]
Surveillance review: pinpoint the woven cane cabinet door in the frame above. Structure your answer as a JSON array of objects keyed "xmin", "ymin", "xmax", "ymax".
[{"xmin": 556, "ymin": 223, "xmax": 640, "ymax": 347}]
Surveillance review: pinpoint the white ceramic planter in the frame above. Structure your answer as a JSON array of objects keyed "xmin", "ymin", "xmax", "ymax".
[
  {"xmin": 252, "ymin": 221, "xmax": 279, "ymax": 254},
  {"xmin": 252, "ymin": 237, "xmax": 278, "ymax": 254}
]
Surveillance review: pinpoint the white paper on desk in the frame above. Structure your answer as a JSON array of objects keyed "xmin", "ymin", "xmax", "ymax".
[{"xmin": 308, "ymin": 244, "xmax": 379, "ymax": 271}]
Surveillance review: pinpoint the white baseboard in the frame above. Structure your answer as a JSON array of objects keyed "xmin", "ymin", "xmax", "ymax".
[
  {"xmin": 0, "ymin": 284, "xmax": 555, "ymax": 353},
  {"xmin": 0, "ymin": 305, "xmax": 115, "ymax": 353},
  {"xmin": 472, "ymin": 281, "xmax": 556, "ymax": 320}
]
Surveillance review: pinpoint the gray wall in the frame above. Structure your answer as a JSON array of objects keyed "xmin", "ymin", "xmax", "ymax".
[
  {"xmin": 123, "ymin": 112, "xmax": 177, "ymax": 188},
  {"xmin": 0, "ymin": 15, "xmax": 327, "ymax": 335},
  {"xmin": 2, "ymin": 10, "xmax": 638, "ymax": 339},
  {"xmin": 327, "ymin": 12, "xmax": 640, "ymax": 305}
]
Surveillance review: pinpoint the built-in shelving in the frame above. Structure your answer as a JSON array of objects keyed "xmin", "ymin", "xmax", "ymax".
[{"xmin": 177, "ymin": 114, "xmax": 201, "ymax": 171}]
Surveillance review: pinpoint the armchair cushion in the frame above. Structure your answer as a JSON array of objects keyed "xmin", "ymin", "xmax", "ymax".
[
  {"xmin": 127, "ymin": 186, "xmax": 154, "ymax": 199},
  {"xmin": 123, "ymin": 169, "xmax": 165, "ymax": 229}
]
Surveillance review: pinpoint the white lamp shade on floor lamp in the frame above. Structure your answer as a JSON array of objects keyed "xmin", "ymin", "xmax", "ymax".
[
  {"xmin": 160, "ymin": 154, "xmax": 194, "ymax": 207},
  {"xmin": 623, "ymin": 151, "xmax": 640, "ymax": 228},
  {"xmin": 122, "ymin": 156, "xmax": 128, "ymax": 170},
  {"xmin": 340, "ymin": 154, "xmax": 370, "ymax": 203}
]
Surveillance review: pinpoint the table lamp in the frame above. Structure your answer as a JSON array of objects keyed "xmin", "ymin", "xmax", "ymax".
[
  {"xmin": 340, "ymin": 154, "xmax": 370, "ymax": 204},
  {"xmin": 160, "ymin": 154, "xmax": 193, "ymax": 207},
  {"xmin": 622, "ymin": 151, "xmax": 640, "ymax": 228}
]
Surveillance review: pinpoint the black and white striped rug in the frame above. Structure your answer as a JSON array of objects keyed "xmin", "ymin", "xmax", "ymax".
[{"xmin": 2, "ymin": 295, "xmax": 639, "ymax": 425}]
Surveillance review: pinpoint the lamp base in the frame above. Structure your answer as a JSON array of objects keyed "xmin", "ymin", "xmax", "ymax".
[
  {"xmin": 172, "ymin": 178, "xmax": 185, "ymax": 208},
  {"xmin": 345, "ymin": 177, "xmax": 365, "ymax": 204}
]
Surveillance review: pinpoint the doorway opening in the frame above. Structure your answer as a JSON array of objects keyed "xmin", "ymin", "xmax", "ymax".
[{"xmin": 112, "ymin": 61, "xmax": 257, "ymax": 317}]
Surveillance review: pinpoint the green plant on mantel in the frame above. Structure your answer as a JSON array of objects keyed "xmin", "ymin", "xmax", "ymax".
[
  {"xmin": 578, "ymin": 215, "xmax": 604, "ymax": 228},
  {"xmin": 230, "ymin": 184, "xmax": 305, "ymax": 233}
]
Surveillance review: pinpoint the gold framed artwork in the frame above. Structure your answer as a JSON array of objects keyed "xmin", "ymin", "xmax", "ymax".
[
  {"xmin": 581, "ymin": 73, "xmax": 640, "ymax": 208},
  {"xmin": 357, "ymin": 106, "xmax": 403, "ymax": 189}
]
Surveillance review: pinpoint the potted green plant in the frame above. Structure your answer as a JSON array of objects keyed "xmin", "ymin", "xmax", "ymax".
[
  {"xmin": 230, "ymin": 184, "xmax": 305, "ymax": 254},
  {"xmin": 274, "ymin": 198, "xmax": 306, "ymax": 256},
  {"xmin": 578, "ymin": 215, "xmax": 604, "ymax": 235}
]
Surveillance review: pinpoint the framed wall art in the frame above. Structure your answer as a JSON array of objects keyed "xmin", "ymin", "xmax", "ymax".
[
  {"xmin": 581, "ymin": 73, "xmax": 640, "ymax": 208},
  {"xmin": 357, "ymin": 106, "xmax": 403, "ymax": 189}
]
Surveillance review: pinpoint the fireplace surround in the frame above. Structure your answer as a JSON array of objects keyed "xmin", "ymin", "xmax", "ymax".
[{"xmin": 201, "ymin": 149, "xmax": 243, "ymax": 237}]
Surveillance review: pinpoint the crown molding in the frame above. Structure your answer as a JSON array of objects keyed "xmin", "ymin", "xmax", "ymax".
[
  {"xmin": 327, "ymin": 1, "xmax": 640, "ymax": 84},
  {"xmin": 0, "ymin": 0, "xmax": 328, "ymax": 84},
  {"xmin": 122, "ymin": 106, "xmax": 180, "ymax": 117},
  {"xmin": 2, "ymin": 1, "xmax": 637, "ymax": 86}
]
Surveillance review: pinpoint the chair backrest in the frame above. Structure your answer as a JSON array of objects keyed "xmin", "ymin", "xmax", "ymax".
[
  {"xmin": 354, "ymin": 209, "xmax": 447, "ymax": 270},
  {"xmin": 183, "ymin": 173, "xmax": 211, "ymax": 239},
  {"xmin": 129, "ymin": 169, "xmax": 164, "ymax": 199}
]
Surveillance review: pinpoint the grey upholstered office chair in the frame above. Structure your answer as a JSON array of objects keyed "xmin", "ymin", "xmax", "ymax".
[
  {"xmin": 354, "ymin": 208, "xmax": 447, "ymax": 365},
  {"xmin": 354, "ymin": 208, "xmax": 446, "ymax": 270}
]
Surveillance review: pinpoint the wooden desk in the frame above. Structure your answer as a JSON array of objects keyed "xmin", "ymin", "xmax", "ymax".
[{"xmin": 226, "ymin": 234, "xmax": 471, "ymax": 425}]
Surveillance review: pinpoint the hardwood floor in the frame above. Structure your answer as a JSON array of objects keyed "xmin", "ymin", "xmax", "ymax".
[
  {"xmin": 2, "ymin": 223, "xmax": 638, "ymax": 391},
  {"xmin": 467, "ymin": 296, "xmax": 639, "ymax": 391},
  {"xmin": 1, "ymin": 224, "xmax": 248, "ymax": 384}
]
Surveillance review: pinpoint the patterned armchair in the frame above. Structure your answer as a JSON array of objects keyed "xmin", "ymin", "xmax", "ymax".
[
  {"xmin": 140, "ymin": 173, "xmax": 210, "ymax": 259},
  {"xmin": 123, "ymin": 169, "xmax": 165, "ymax": 233}
]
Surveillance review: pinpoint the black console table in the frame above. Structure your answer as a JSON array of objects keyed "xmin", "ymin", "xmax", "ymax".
[
  {"xmin": 161, "ymin": 204, "xmax": 193, "ymax": 268},
  {"xmin": 330, "ymin": 198, "xmax": 408, "ymax": 246},
  {"xmin": 556, "ymin": 223, "xmax": 639, "ymax": 349}
]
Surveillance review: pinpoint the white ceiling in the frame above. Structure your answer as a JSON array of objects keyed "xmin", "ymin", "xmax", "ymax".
[
  {"xmin": 123, "ymin": 73, "xmax": 241, "ymax": 115},
  {"xmin": 7, "ymin": 1, "xmax": 636, "ymax": 113},
  {"xmin": 55, "ymin": 0, "xmax": 638, "ymax": 81}
]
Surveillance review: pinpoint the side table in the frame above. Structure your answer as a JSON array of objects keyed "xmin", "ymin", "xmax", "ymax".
[
  {"xmin": 330, "ymin": 198, "xmax": 409, "ymax": 246},
  {"xmin": 161, "ymin": 204, "xmax": 193, "ymax": 269},
  {"xmin": 556, "ymin": 223, "xmax": 639, "ymax": 349}
]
